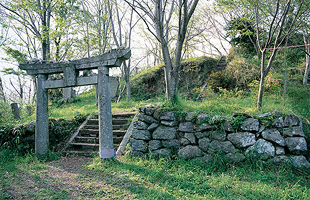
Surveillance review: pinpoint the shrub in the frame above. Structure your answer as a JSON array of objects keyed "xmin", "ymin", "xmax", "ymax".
[
  {"xmin": 248, "ymin": 73, "xmax": 283, "ymax": 95},
  {"xmin": 0, "ymin": 114, "xmax": 87, "ymax": 154},
  {"xmin": 209, "ymin": 71, "xmax": 237, "ymax": 91}
]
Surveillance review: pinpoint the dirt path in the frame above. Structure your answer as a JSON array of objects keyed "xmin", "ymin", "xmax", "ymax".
[{"xmin": 7, "ymin": 155, "xmax": 133, "ymax": 199}]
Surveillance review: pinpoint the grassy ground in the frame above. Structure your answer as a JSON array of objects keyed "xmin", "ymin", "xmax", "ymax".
[
  {"xmin": 1, "ymin": 151, "xmax": 309, "ymax": 199},
  {"xmin": 1, "ymin": 77, "xmax": 309, "ymax": 199}
]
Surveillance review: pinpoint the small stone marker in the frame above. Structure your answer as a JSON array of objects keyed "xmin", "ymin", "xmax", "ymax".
[{"xmin": 11, "ymin": 103, "xmax": 20, "ymax": 119}]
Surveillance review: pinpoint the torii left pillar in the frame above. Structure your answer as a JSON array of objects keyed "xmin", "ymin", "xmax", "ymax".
[{"xmin": 36, "ymin": 74, "xmax": 49, "ymax": 157}]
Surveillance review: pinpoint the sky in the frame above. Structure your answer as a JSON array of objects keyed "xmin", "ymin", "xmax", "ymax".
[{"xmin": 0, "ymin": 0, "xmax": 228, "ymax": 104}]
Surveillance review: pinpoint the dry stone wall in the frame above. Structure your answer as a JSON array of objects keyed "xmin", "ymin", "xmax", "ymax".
[{"xmin": 129, "ymin": 105, "xmax": 310, "ymax": 169}]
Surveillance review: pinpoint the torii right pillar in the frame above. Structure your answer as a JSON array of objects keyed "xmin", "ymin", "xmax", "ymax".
[{"xmin": 97, "ymin": 66, "xmax": 114, "ymax": 159}]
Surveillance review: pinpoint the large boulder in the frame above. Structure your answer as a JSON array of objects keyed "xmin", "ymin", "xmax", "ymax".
[
  {"xmin": 290, "ymin": 156, "xmax": 310, "ymax": 169},
  {"xmin": 285, "ymin": 137, "xmax": 307, "ymax": 155},
  {"xmin": 161, "ymin": 120, "xmax": 178, "ymax": 127},
  {"xmin": 208, "ymin": 141, "xmax": 236, "ymax": 154},
  {"xmin": 179, "ymin": 122, "xmax": 194, "ymax": 132},
  {"xmin": 275, "ymin": 146, "xmax": 285, "ymax": 155},
  {"xmin": 147, "ymin": 123, "xmax": 159, "ymax": 132},
  {"xmin": 132, "ymin": 130, "xmax": 151, "ymax": 140},
  {"xmin": 152, "ymin": 148, "xmax": 172, "ymax": 157},
  {"xmin": 133, "ymin": 121, "xmax": 148, "ymax": 130},
  {"xmin": 139, "ymin": 106, "xmax": 155, "ymax": 116},
  {"xmin": 246, "ymin": 139, "xmax": 275, "ymax": 160},
  {"xmin": 227, "ymin": 132, "xmax": 256, "ymax": 148},
  {"xmin": 198, "ymin": 137, "xmax": 211, "ymax": 152},
  {"xmin": 129, "ymin": 139, "xmax": 147, "ymax": 152},
  {"xmin": 283, "ymin": 127, "xmax": 305, "ymax": 137},
  {"xmin": 223, "ymin": 120, "xmax": 234, "ymax": 133},
  {"xmin": 162, "ymin": 139, "xmax": 181, "ymax": 148},
  {"xmin": 178, "ymin": 145, "xmax": 204, "ymax": 159},
  {"xmin": 160, "ymin": 112, "xmax": 177, "ymax": 121},
  {"xmin": 272, "ymin": 117, "xmax": 284, "ymax": 128},
  {"xmin": 137, "ymin": 114, "xmax": 158, "ymax": 124},
  {"xmin": 153, "ymin": 126, "xmax": 177, "ymax": 140},
  {"xmin": 241, "ymin": 118, "xmax": 259, "ymax": 132},
  {"xmin": 210, "ymin": 131, "xmax": 226, "ymax": 141},
  {"xmin": 148, "ymin": 140, "xmax": 162, "ymax": 150},
  {"xmin": 195, "ymin": 123, "xmax": 213, "ymax": 132},
  {"xmin": 257, "ymin": 112, "xmax": 272, "ymax": 118},
  {"xmin": 270, "ymin": 155, "xmax": 310, "ymax": 169},
  {"xmin": 284, "ymin": 114, "xmax": 302, "ymax": 127},
  {"xmin": 180, "ymin": 138, "xmax": 190, "ymax": 146},
  {"xmin": 129, "ymin": 150, "xmax": 145, "ymax": 157},
  {"xmin": 184, "ymin": 133, "xmax": 197, "ymax": 144},
  {"xmin": 261, "ymin": 129, "xmax": 285, "ymax": 146},
  {"xmin": 224, "ymin": 153, "xmax": 246, "ymax": 163}
]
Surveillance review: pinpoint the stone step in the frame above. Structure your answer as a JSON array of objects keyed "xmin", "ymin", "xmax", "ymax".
[
  {"xmin": 69, "ymin": 142, "xmax": 99, "ymax": 151},
  {"xmin": 74, "ymin": 135, "xmax": 124, "ymax": 144},
  {"xmin": 79, "ymin": 129, "xmax": 98, "ymax": 136},
  {"xmin": 84, "ymin": 124, "xmax": 127, "ymax": 130},
  {"xmin": 63, "ymin": 112, "xmax": 135, "ymax": 156},
  {"xmin": 114, "ymin": 136, "xmax": 123, "ymax": 144},
  {"xmin": 112, "ymin": 118, "xmax": 130, "ymax": 125},
  {"xmin": 86, "ymin": 118, "xmax": 130, "ymax": 126},
  {"xmin": 113, "ymin": 130, "xmax": 127, "ymax": 136},
  {"xmin": 93, "ymin": 112, "xmax": 135, "ymax": 119},
  {"xmin": 75, "ymin": 136, "xmax": 99, "ymax": 143},
  {"xmin": 79, "ymin": 129, "xmax": 126, "ymax": 137}
]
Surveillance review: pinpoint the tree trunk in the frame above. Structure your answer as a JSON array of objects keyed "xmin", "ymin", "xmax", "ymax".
[
  {"xmin": 0, "ymin": 76, "xmax": 5, "ymax": 101},
  {"xmin": 162, "ymin": 48, "xmax": 173, "ymax": 101},
  {"xmin": 257, "ymin": 51, "xmax": 265, "ymax": 108},
  {"xmin": 124, "ymin": 61, "xmax": 131, "ymax": 100},
  {"xmin": 303, "ymin": 32, "xmax": 310, "ymax": 85},
  {"xmin": 304, "ymin": 54, "xmax": 310, "ymax": 86}
]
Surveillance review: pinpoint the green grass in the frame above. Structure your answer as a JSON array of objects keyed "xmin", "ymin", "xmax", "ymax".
[
  {"xmin": 16, "ymin": 84, "xmax": 310, "ymax": 133},
  {"xmin": 1, "ymin": 151, "xmax": 309, "ymax": 199}
]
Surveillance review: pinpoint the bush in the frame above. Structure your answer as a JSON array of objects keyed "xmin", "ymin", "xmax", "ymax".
[
  {"xmin": 0, "ymin": 114, "xmax": 87, "ymax": 154},
  {"xmin": 209, "ymin": 71, "xmax": 237, "ymax": 91}
]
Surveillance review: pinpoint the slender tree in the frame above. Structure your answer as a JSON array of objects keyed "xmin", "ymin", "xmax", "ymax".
[
  {"xmin": 108, "ymin": 0, "xmax": 138, "ymax": 101},
  {"xmin": 125, "ymin": 0, "xmax": 200, "ymax": 101}
]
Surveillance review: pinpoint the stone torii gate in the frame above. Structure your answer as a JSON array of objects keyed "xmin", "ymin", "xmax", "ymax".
[{"xmin": 19, "ymin": 49, "xmax": 131, "ymax": 159}]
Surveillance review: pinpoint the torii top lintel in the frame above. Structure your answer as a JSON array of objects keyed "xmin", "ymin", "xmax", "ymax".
[{"xmin": 19, "ymin": 48, "xmax": 131, "ymax": 75}]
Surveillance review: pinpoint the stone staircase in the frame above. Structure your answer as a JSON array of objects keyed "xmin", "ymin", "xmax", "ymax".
[
  {"xmin": 63, "ymin": 112, "xmax": 135, "ymax": 156},
  {"xmin": 214, "ymin": 56, "xmax": 227, "ymax": 72}
]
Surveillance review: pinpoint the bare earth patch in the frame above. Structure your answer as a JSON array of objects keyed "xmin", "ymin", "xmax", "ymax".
[{"xmin": 7, "ymin": 155, "xmax": 133, "ymax": 199}]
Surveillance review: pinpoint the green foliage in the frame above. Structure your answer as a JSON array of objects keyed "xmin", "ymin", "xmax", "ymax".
[
  {"xmin": 231, "ymin": 115, "xmax": 247, "ymax": 130},
  {"xmin": 0, "ymin": 101, "xmax": 15, "ymax": 124},
  {"xmin": 258, "ymin": 115, "xmax": 278, "ymax": 128},
  {"xmin": 3, "ymin": 47, "xmax": 27, "ymax": 63},
  {"xmin": 287, "ymin": 86, "xmax": 310, "ymax": 130},
  {"xmin": 0, "ymin": 114, "xmax": 87, "ymax": 154},
  {"xmin": 130, "ymin": 56, "xmax": 217, "ymax": 100},
  {"xmin": 1, "ymin": 67, "xmax": 27, "ymax": 77},
  {"xmin": 208, "ymin": 48, "xmax": 260, "ymax": 92},
  {"xmin": 226, "ymin": 16, "xmax": 257, "ymax": 55},
  {"xmin": 209, "ymin": 71, "xmax": 237, "ymax": 91}
]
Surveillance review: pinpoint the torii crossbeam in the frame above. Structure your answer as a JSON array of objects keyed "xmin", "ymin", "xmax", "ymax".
[{"xmin": 19, "ymin": 48, "xmax": 131, "ymax": 159}]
